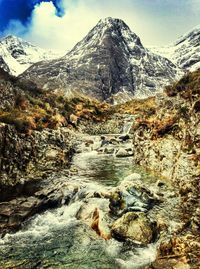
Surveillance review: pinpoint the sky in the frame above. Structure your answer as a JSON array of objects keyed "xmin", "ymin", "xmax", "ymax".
[{"xmin": 0, "ymin": 0, "xmax": 199, "ymax": 52}]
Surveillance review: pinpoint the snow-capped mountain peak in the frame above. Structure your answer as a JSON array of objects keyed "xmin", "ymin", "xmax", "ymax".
[
  {"xmin": 67, "ymin": 17, "xmax": 143, "ymax": 61},
  {"xmin": 0, "ymin": 35, "xmax": 61, "ymax": 76},
  {"xmin": 175, "ymin": 24, "xmax": 200, "ymax": 46},
  {"xmin": 20, "ymin": 17, "xmax": 181, "ymax": 102},
  {"xmin": 149, "ymin": 25, "xmax": 200, "ymax": 72}
]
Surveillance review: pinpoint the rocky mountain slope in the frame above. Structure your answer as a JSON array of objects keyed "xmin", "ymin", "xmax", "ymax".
[
  {"xmin": 150, "ymin": 25, "xmax": 200, "ymax": 72},
  {"xmin": 20, "ymin": 18, "xmax": 181, "ymax": 103},
  {"xmin": 0, "ymin": 35, "xmax": 60, "ymax": 76}
]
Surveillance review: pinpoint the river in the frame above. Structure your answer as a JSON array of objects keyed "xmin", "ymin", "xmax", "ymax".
[{"xmin": 0, "ymin": 134, "xmax": 180, "ymax": 269}]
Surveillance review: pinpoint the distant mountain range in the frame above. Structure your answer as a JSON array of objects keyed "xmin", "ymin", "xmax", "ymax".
[
  {"xmin": 149, "ymin": 25, "xmax": 200, "ymax": 72},
  {"xmin": 0, "ymin": 18, "xmax": 199, "ymax": 103},
  {"xmin": 0, "ymin": 35, "xmax": 60, "ymax": 76}
]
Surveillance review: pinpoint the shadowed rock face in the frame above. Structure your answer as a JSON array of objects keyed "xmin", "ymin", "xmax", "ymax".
[
  {"xmin": 0, "ymin": 56, "xmax": 10, "ymax": 74},
  {"xmin": 20, "ymin": 18, "xmax": 179, "ymax": 103}
]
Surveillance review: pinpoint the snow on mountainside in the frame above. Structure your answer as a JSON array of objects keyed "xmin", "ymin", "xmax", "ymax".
[
  {"xmin": 149, "ymin": 25, "xmax": 200, "ymax": 72},
  {"xmin": 20, "ymin": 18, "xmax": 182, "ymax": 103},
  {"xmin": 0, "ymin": 35, "xmax": 61, "ymax": 76}
]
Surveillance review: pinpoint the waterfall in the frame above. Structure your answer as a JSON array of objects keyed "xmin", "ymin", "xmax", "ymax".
[{"xmin": 122, "ymin": 115, "xmax": 134, "ymax": 135}]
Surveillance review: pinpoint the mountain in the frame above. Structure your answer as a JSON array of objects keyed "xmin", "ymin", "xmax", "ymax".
[
  {"xmin": 20, "ymin": 18, "xmax": 181, "ymax": 103},
  {"xmin": 149, "ymin": 25, "xmax": 200, "ymax": 72},
  {"xmin": 0, "ymin": 35, "xmax": 61, "ymax": 76}
]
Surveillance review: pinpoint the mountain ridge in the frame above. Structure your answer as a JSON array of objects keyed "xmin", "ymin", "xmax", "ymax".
[{"xmin": 19, "ymin": 17, "xmax": 181, "ymax": 103}]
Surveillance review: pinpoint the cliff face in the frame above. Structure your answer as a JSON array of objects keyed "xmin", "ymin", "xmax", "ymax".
[{"xmin": 0, "ymin": 124, "xmax": 75, "ymax": 189}]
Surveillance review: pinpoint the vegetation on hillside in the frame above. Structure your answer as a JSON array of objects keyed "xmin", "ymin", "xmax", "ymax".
[
  {"xmin": 0, "ymin": 93, "xmax": 110, "ymax": 134},
  {"xmin": 115, "ymin": 71, "xmax": 200, "ymax": 143},
  {"xmin": 0, "ymin": 69, "xmax": 110, "ymax": 134},
  {"xmin": 0, "ymin": 68, "xmax": 199, "ymax": 137}
]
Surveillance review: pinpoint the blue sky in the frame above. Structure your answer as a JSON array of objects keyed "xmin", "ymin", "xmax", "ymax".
[{"xmin": 0, "ymin": 0, "xmax": 199, "ymax": 51}]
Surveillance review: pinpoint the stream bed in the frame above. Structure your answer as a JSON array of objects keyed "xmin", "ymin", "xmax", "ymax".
[{"xmin": 0, "ymin": 135, "xmax": 180, "ymax": 269}]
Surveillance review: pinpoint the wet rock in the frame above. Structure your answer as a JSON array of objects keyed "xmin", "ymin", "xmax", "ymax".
[
  {"xmin": 111, "ymin": 212, "xmax": 154, "ymax": 244},
  {"xmin": 76, "ymin": 198, "xmax": 111, "ymax": 240},
  {"xmin": 109, "ymin": 179, "xmax": 162, "ymax": 216},
  {"xmin": 109, "ymin": 191, "xmax": 126, "ymax": 216},
  {"xmin": 0, "ymin": 179, "xmax": 78, "ymax": 234},
  {"xmin": 0, "ymin": 197, "xmax": 42, "ymax": 232},
  {"xmin": 91, "ymin": 208, "xmax": 111, "ymax": 240},
  {"xmin": 115, "ymin": 148, "xmax": 133, "ymax": 157},
  {"xmin": 100, "ymin": 136, "xmax": 110, "ymax": 147}
]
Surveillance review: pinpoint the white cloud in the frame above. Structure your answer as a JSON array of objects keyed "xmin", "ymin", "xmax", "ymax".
[
  {"xmin": 2, "ymin": 0, "xmax": 200, "ymax": 52},
  {"xmin": 22, "ymin": 0, "xmax": 147, "ymax": 52},
  {"xmin": 23, "ymin": 1, "xmax": 104, "ymax": 52}
]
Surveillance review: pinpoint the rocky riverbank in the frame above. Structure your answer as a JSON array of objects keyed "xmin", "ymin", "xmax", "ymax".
[
  {"xmin": 0, "ymin": 123, "xmax": 77, "ymax": 234},
  {"xmin": 127, "ymin": 73, "xmax": 200, "ymax": 268}
]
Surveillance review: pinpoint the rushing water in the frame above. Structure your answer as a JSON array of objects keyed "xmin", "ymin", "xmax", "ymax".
[{"xmin": 0, "ymin": 135, "xmax": 177, "ymax": 269}]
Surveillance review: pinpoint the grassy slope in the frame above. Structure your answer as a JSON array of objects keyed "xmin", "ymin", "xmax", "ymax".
[{"xmin": 0, "ymin": 69, "xmax": 110, "ymax": 134}]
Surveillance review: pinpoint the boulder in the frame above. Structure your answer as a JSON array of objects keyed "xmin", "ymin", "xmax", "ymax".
[
  {"xmin": 76, "ymin": 198, "xmax": 111, "ymax": 240},
  {"xmin": 109, "ymin": 180, "xmax": 161, "ymax": 216},
  {"xmin": 115, "ymin": 148, "xmax": 133, "ymax": 157},
  {"xmin": 111, "ymin": 212, "xmax": 154, "ymax": 244}
]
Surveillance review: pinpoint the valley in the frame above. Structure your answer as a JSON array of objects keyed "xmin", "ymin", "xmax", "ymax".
[{"xmin": 0, "ymin": 17, "xmax": 199, "ymax": 269}]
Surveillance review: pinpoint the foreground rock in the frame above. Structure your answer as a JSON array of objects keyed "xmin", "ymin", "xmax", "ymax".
[
  {"xmin": 112, "ymin": 212, "xmax": 154, "ymax": 245},
  {"xmin": 0, "ymin": 179, "xmax": 81, "ymax": 234}
]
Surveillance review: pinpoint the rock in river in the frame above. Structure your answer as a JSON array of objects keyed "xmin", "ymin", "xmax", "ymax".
[
  {"xmin": 111, "ymin": 212, "xmax": 154, "ymax": 245},
  {"xmin": 115, "ymin": 148, "xmax": 133, "ymax": 157}
]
